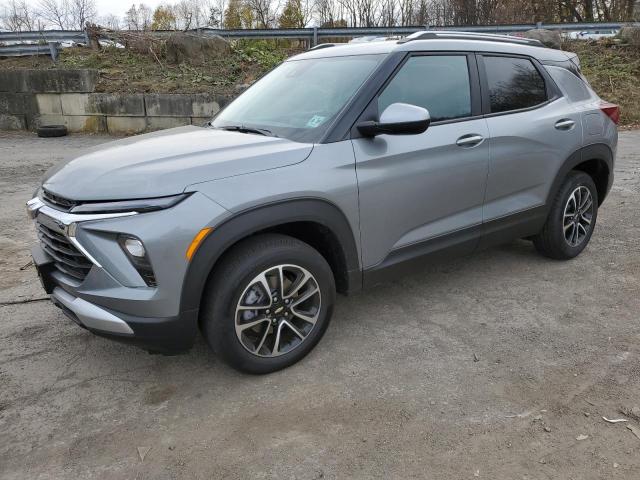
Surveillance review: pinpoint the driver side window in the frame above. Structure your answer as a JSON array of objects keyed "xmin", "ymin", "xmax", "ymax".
[{"xmin": 378, "ymin": 55, "xmax": 472, "ymax": 122}]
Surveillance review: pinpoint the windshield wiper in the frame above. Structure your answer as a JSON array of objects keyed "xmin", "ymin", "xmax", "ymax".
[{"xmin": 219, "ymin": 125, "xmax": 275, "ymax": 137}]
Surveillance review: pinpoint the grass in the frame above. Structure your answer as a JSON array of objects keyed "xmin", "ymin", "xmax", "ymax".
[{"xmin": 1, "ymin": 39, "xmax": 638, "ymax": 127}]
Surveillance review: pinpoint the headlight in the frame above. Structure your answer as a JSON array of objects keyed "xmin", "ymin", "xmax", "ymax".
[{"xmin": 69, "ymin": 193, "xmax": 190, "ymax": 214}]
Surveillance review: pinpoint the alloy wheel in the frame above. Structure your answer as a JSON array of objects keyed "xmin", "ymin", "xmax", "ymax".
[
  {"xmin": 235, "ymin": 264, "xmax": 321, "ymax": 357},
  {"xmin": 563, "ymin": 186, "xmax": 594, "ymax": 247}
]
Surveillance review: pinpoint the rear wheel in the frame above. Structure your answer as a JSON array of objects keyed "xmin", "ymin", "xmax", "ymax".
[
  {"xmin": 533, "ymin": 171, "xmax": 598, "ymax": 259},
  {"xmin": 201, "ymin": 234, "xmax": 335, "ymax": 374}
]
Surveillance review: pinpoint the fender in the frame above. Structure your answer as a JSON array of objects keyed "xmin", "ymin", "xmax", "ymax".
[
  {"xmin": 179, "ymin": 198, "xmax": 362, "ymax": 314},
  {"xmin": 546, "ymin": 143, "xmax": 613, "ymax": 208}
]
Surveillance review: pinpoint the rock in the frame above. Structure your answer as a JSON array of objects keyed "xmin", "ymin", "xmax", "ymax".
[
  {"xmin": 618, "ymin": 26, "xmax": 640, "ymax": 48},
  {"xmin": 234, "ymin": 83, "xmax": 251, "ymax": 94},
  {"xmin": 523, "ymin": 29, "xmax": 562, "ymax": 49},
  {"xmin": 544, "ymin": 426, "xmax": 552, "ymax": 432},
  {"xmin": 576, "ymin": 434, "xmax": 589, "ymax": 441},
  {"xmin": 166, "ymin": 33, "xmax": 231, "ymax": 65}
]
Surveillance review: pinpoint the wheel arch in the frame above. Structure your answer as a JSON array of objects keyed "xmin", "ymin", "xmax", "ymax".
[
  {"xmin": 547, "ymin": 143, "xmax": 613, "ymax": 208},
  {"xmin": 179, "ymin": 198, "xmax": 362, "ymax": 315}
]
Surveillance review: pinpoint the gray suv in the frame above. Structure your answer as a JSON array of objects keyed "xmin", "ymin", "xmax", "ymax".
[{"xmin": 27, "ymin": 32, "xmax": 618, "ymax": 373}]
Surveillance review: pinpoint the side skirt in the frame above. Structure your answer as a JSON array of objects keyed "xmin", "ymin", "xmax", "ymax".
[{"xmin": 362, "ymin": 205, "xmax": 547, "ymax": 288}]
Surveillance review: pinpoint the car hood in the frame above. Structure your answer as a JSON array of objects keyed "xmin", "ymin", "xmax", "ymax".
[{"xmin": 42, "ymin": 126, "xmax": 314, "ymax": 201}]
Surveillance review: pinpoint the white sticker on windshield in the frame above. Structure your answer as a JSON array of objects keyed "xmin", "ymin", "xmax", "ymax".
[{"xmin": 306, "ymin": 115, "xmax": 326, "ymax": 128}]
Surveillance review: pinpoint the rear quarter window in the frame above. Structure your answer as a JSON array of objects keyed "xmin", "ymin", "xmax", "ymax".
[{"xmin": 545, "ymin": 65, "xmax": 593, "ymax": 102}]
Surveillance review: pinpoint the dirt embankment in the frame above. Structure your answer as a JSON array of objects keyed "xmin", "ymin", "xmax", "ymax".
[{"xmin": 1, "ymin": 37, "xmax": 638, "ymax": 126}]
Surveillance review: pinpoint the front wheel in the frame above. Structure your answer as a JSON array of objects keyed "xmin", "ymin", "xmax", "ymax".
[
  {"xmin": 533, "ymin": 171, "xmax": 598, "ymax": 260},
  {"xmin": 201, "ymin": 234, "xmax": 336, "ymax": 374}
]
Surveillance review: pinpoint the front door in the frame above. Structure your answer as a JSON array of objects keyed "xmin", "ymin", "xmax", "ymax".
[{"xmin": 352, "ymin": 53, "xmax": 490, "ymax": 271}]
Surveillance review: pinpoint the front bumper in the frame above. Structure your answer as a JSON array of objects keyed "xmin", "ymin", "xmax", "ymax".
[
  {"xmin": 28, "ymin": 191, "xmax": 230, "ymax": 354},
  {"xmin": 33, "ymin": 243, "xmax": 199, "ymax": 353}
]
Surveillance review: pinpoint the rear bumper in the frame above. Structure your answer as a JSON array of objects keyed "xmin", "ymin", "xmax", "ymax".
[{"xmin": 34, "ymin": 244, "xmax": 199, "ymax": 354}]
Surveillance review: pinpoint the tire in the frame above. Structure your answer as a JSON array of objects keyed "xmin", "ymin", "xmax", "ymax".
[
  {"xmin": 533, "ymin": 171, "xmax": 598, "ymax": 260},
  {"xmin": 37, "ymin": 125, "xmax": 67, "ymax": 138},
  {"xmin": 201, "ymin": 233, "xmax": 336, "ymax": 374}
]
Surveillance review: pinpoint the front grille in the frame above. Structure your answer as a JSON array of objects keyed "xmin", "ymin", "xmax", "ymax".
[
  {"xmin": 41, "ymin": 188, "xmax": 77, "ymax": 212},
  {"xmin": 37, "ymin": 222, "xmax": 92, "ymax": 281}
]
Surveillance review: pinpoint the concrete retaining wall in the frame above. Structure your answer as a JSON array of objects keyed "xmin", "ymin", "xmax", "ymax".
[{"xmin": 0, "ymin": 69, "xmax": 230, "ymax": 134}]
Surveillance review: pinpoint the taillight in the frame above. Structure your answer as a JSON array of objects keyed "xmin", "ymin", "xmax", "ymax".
[{"xmin": 600, "ymin": 101, "xmax": 620, "ymax": 125}]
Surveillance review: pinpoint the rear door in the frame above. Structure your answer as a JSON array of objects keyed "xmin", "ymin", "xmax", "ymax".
[
  {"xmin": 352, "ymin": 52, "xmax": 490, "ymax": 270},
  {"xmin": 478, "ymin": 54, "xmax": 583, "ymax": 228}
]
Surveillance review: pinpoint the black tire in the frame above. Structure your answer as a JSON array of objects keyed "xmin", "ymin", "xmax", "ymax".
[
  {"xmin": 533, "ymin": 171, "xmax": 598, "ymax": 260},
  {"xmin": 37, "ymin": 125, "xmax": 67, "ymax": 138},
  {"xmin": 201, "ymin": 233, "xmax": 336, "ymax": 374}
]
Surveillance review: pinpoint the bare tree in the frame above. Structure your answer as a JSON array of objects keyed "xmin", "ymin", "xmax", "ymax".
[
  {"xmin": 137, "ymin": 2, "xmax": 152, "ymax": 29},
  {"xmin": 208, "ymin": 0, "xmax": 227, "ymax": 27},
  {"xmin": 315, "ymin": 0, "xmax": 337, "ymax": 25},
  {"xmin": 124, "ymin": 3, "xmax": 152, "ymax": 30},
  {"xmin": 1, "ymin": 0, "xmax": 41, "ymax": 31},
  {"xmin": 4, "ymin": 0, "xmax": 639, "ymax": 33},
  {"xmin": 245, "ymin": 0, "xmax": 281, "ymax": 27},
  {"xmin": 124, "ymin": 3, "xmax": 141, "ymax": 29},
  {"xmin": 38, "ymin": 0, "xmax": 71, "ymax": 29},
  {"xmin": 173, "ymin": 0, "xmax": 213, "ymax": 29},
  {"xmin": 68, "ymin": 0, "xmax": 96, "ymax": 29},
  {"xmin": 100, "ymin": 13, "xmax": 121, "ymax": 29}
]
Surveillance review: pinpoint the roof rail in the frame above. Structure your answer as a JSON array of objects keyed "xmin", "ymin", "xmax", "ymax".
[
  {"xmin": 398, "ymin": 30, "xmax": 544, "ymax": 47},
  {"xmin": 309, "ymin": 43, "xmax": 338, "ymax": 51}
]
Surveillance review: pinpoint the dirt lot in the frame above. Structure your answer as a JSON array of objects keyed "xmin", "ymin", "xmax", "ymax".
[{"xmin": 1, "ymin": 130, "xmax": 639, "ymax": 479}]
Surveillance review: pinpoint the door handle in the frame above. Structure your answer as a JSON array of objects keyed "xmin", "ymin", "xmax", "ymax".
[
  {"xmin": 456, "ymin": 134, "xmax": 484, "ymax": 147},
  {"xmin": 555, "ymin": 119, "xmax": 575, "ymax": 130}
]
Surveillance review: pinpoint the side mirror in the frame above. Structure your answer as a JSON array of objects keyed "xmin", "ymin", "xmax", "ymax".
[{"xmin": 357, "ymin": 103, "xmax": 430, "ymax": 137}]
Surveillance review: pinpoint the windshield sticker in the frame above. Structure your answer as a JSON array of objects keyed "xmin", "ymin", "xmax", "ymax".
[{"xmin": 306, "ymin": 115, "xmax": 326, "ymax": 128}]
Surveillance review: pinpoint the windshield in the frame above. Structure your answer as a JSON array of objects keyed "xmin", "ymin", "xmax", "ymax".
[{"xmin": 212, "ymin": 54, "xmax": 385, "ymax": 143}]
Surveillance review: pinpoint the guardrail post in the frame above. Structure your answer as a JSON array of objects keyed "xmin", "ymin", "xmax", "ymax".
[
  {"xmin": 312, "ymin": 26, "xmax": 318, "ymax": 47},
  {"xmin": 48, "ymin": 41, "xmax": 59, "ymax": 62}
]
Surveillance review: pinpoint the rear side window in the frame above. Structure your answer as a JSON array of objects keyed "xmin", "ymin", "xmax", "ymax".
[
  {"xmin": 545, "ymin": 65, "xmax": 592, "ymax": 102},
  {"xmin": 483, "ymin": 56, "xmax": 547, "ymax": 113},
  {"xmin": 378, "ymin": 55, "xmax": 472, "ymax": 122}
]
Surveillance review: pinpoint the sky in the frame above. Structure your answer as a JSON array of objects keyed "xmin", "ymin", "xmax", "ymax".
[{"xmin": 94, "ymin": 0, "xmax": 166, "ymax": 20}]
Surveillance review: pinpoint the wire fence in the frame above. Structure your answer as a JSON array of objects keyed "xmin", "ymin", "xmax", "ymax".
[{"xmin": 0, "ymin": 21, "xmax": 635, "ymax": 59}]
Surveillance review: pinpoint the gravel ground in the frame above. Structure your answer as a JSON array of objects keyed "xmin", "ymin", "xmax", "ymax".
[{"xmin": 1, "ymin": 130, "xmax": 639, "ymax": 480}]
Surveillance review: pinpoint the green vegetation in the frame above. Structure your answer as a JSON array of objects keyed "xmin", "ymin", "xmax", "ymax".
[{"xmin": 0, "ymin": 39, "xmax": 638, "ymax": 127}]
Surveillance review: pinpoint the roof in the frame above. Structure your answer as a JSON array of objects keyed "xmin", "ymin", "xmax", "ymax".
[{"xmin": 290, "ymin": 31, "xmax": 573, "ymax": 64}]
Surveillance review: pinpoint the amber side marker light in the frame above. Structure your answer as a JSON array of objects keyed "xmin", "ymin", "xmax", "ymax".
[{"xmin": 186, "ymin": 227, "xmax": 213, "ymax": 261}]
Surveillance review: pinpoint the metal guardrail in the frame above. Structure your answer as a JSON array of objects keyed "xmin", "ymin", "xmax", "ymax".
[
  {"xmin": 0, "ymin": 30, "xmax": 87, "ymax": 60},
  {"xmin": 0, "ymin": 30, "xmax": 88, "ymax": 43},
  {"xmin": 0, "ymin": 42, "xmax": 61, "ymax": 59},
  {"xmin": 0, "ymin": 21, "xmax": 636, "ymax": 59}
]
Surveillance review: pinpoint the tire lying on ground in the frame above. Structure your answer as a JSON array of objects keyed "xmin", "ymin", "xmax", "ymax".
[{"xmin": 37, "ymin": 125, "xmax": 67, "ymax": 138}]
